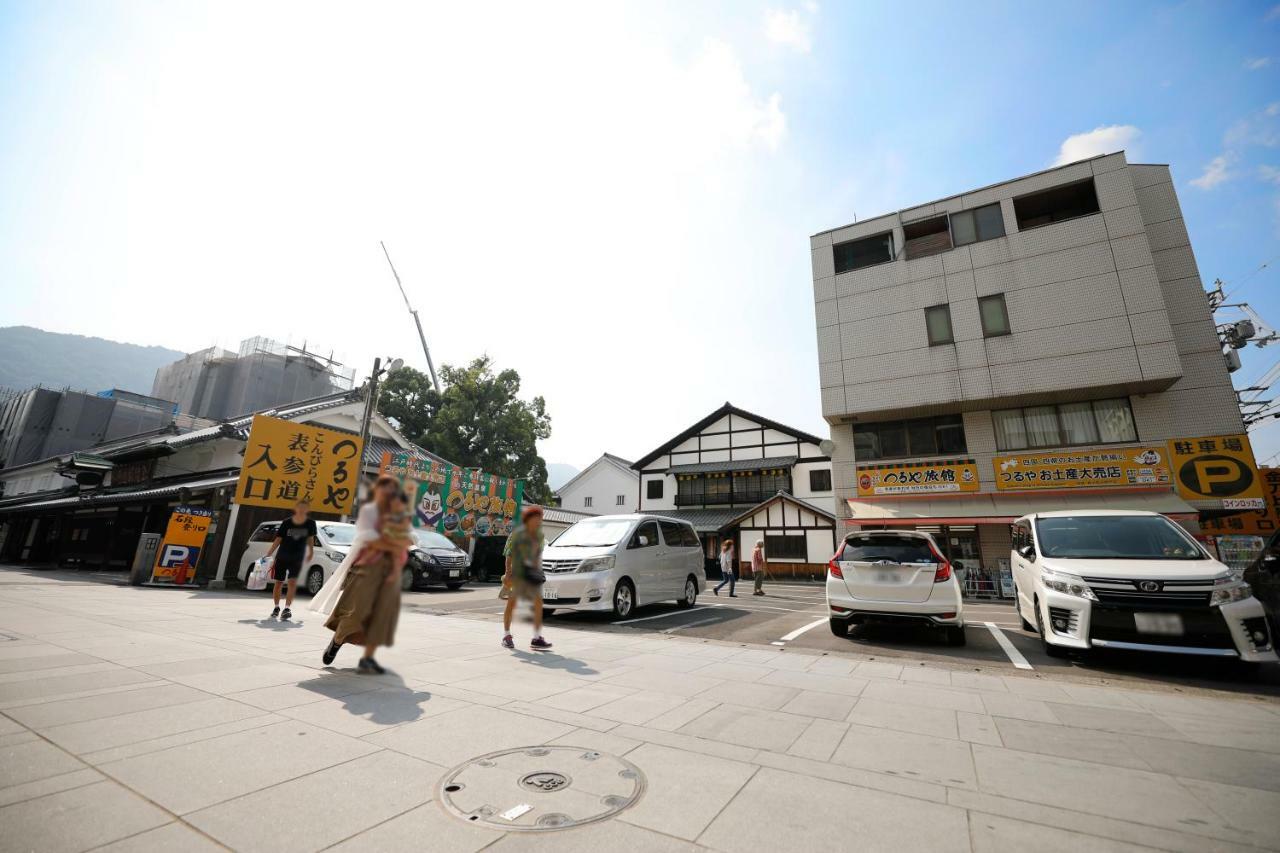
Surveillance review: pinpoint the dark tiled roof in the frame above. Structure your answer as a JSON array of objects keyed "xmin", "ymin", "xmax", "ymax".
[
  {"xmin": 723, "ymin": 491, "xmax": 837, "ymax": 528},
  {"xmin": 642, "ymin": 508, "xmax": 741, "ymax": 533},
  {"xmin": 668, "ymin": 456, "xmax": 797, "ymax": 475}
]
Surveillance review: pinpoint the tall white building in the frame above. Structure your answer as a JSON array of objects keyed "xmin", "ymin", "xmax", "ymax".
[{"xmin": 811, "ymin": 152, "xmax": 1257, "ymax": 574}]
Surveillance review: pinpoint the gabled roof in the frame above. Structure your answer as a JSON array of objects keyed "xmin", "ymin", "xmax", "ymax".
[
  {"xmin": 631, "ymin": 403, "xmax": 827, "ymax": 471},
  {"xmin": 724, "ymin": 490, "xmax": 837, "ymax": 529},
  {"xmin": 555, "ymin": 452, "xmax": 639, "ymax": 496},
  {"xmin": 669, "ymin": 455, "xmax": 797, "ymax": 475}
]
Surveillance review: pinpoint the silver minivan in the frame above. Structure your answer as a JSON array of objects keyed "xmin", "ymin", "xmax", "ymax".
[{"xmin": 540, "ymin": 514, "xmax": 704, "ymax": 618}]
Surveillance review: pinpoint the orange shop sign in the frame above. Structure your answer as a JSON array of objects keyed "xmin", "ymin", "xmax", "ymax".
[
  {"xmin": 1200, "ymin": 467, "xmax": 1280, "ymax": 537},
  {"xmin": 150, "ymin": 506, "xmax": 212, "ymax": 585},
  {"xmin": 855, "ymin": 459, "xmax": 980, "ymax": 496}
]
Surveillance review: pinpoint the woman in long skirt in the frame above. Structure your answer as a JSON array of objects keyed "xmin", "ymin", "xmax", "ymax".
[{"xmin": 321, "ymin": 476, "xmax": 406, "ymax": 674}]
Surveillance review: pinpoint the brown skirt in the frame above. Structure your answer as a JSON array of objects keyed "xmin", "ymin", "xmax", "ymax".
[{"xmin": 325, "ymin": 553, "xmax": 401, "ymax": 648}]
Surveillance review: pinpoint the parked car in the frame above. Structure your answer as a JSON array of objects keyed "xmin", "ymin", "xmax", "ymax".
[
  {"xmin": 540, "ymin": 514, "xmax": 703, "ymax": 618},
  {"xmin": 1243, "ymin": 533, "xmax": 1280, "ymax": 630},
  {"xmin": 402, "ymin": 529, "xmax": 471, "ymax": 591},
  {"xmin": 1011, "ymin": 510, "xmax": 1277, "ymax": 663},
  {"xmin": 826, "ymin": 530, "xmax": 965, "ymax": 645},
  {"xmin": 238, "ymin": 520, "xmax": 356, "ymax": 595}
]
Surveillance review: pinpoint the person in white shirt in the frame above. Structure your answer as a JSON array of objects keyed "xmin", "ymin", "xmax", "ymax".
[{"xmin": 713, "ymin": 540, "xmax": 737, "ymax": 597}]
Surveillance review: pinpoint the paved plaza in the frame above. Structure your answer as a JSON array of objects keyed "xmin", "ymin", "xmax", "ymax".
[{"xmin": 1, "ymin": 567, "xmax": 1279, "ymax": 852}]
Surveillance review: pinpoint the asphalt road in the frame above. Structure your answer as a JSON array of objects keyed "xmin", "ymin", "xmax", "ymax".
[{"xmin": 402, "ymin": 578, "xmax": 1280, "ymax": 699}]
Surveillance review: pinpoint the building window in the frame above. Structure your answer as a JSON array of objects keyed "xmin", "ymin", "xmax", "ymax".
[
  {"xmin": 992, "ymin": 398, "xmax": 1138, "ymax": 451},
  {"xmin": 979, "ymin": 294, "xmax": 1011, "ymax": 337},
  {"xmin": 1013, "ymin": 178, "xmax": 1100, "ymax": 231},
  {"xmin": 950, "ymin": 203, "xmax": 1005, "ymax": 246},
  {"xmin": 764, "ymin": 534, "xmax": 807, "ymax": 561},
  {"xmin": 676, "ymin": 470, "xmax": 791, "ymax": 506},
  {"xmin": 647, "ymin": 480, "xmax": 663, "ymax": 500},
  {"xmin": 854, "ymin": 415, "xmax": 967, "ymax": 461},
  {"xmin": 833, "ymin": 231, "xmax": 894, "ymax": 274},
  {"xmin": 616, "ymin": 495, "xmax": 625, "ymax": 505},
  {"xmin": 809, "ymin": 469, "xmax": 832, "ymax": 492},
  {"xmin": 903, "ymin": 215, "xmax": 951, "ymax": 260},
  {"xmin": 704, "ymin": 473, "xmax": 731, "ymax": 503},
  {"xmin": 583, "ymin": 496, "xmax": 593, "ymax": 508},
  {"xmin": 676, "ymin": 476, "xmax": 704, "ymax": 505},
  {"xmin": 925, "ymin": 304, "xmax": 954, "ymax": 346}
]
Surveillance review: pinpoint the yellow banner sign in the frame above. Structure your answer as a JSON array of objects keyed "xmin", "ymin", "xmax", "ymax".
[
  {"xmin": 235, "ymin": 415, "xmax": 364, "ymax": 513},
  {"xmin": 856, "ymin": 459, "xmax": 980, "ymax": 496},
  {"xmin": 150, "ymin": 506, "xmax": 212, "ymax": 584},
  {"xmin": 1201, "ymin": 467, "xmax": 1280, "ymax": 536},
  {"xmin": 1167, "ymin": 433, "xmax": 1264, "ymax": 509},
  {"xmin": 993, "ymin": 447, "xmax": 1170, "ymax": 491}
]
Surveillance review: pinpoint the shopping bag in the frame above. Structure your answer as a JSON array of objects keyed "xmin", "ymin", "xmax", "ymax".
[{"xmin": 246, "ymin": 557, "xmax": 272, "ymax": 591}]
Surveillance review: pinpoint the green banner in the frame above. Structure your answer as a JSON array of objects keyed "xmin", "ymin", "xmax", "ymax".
[{"xmin": 380, "ymin": 451, "xmax": 524, "ymax": 538}]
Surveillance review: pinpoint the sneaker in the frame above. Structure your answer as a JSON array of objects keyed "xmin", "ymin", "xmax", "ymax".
[
  {"xmin": 501, "ymin": 634, "xmax": 514, "ymax": 649},
  {"xmin": 281, "ymin": 608, "xmax": 292, "ymax": 620},
  {"xmin": 357, "ymin": 657, "xmax": 386, "ymax": 675},
  {"xmin": 322, "ymin": 640, "xmax": 341, "ymax": 665},
  {"xmin": 729, "ymin": 593, "xmax": 738, "ymax": 598},
  {"xmin": 270, "ymin": 606, "xmax": 281, "ymax": 618},
  {"xmin": 713, "ymin": 587, "xmax": 719, "ymax": 596},
  {"xmin": 530, "ymin": 636, "xmax": 553, "ymax": 651}
]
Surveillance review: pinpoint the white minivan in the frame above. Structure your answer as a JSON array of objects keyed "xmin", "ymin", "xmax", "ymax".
[
  {"xmin": 237, "ymin": 520, "xmax": 356, "ymax": 596},
  {"xmin": 540, "ymin": 514, "xmax": 704, "ymax": 618}
]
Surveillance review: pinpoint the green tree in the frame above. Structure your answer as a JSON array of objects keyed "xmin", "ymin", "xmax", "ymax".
[{"xmin": 378, "ymin": 358, "xmax": 553, "ymax": 504}]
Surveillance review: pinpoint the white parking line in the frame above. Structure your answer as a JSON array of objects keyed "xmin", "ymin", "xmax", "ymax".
[
  {"xmin": 614, "ymin": 606, "xmax": 711, "ymax": 625},
  {"xmin": 984, "ymin": 621, "xmax": 1033, "ymax": 670},
  {"xmin": 662, "ymin": 616, "xmax": 725, "ymax": 634},
  {"xmin": 776, "ymin": 617, "xmax": 829, "ymax": 643},
  {"xmin": 707, "ymin": 602, "xmax": 825, "ymax": 615}
]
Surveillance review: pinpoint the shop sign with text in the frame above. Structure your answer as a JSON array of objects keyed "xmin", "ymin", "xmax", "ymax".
[
  {"xmin": 150, "ymin": 506, "xmax": 212, "ymax": 584},
  {"xmin": 1200, "ymin": 466, "xmax": 1280, "ymax": 536},
  {"xmin": 1166, "ymin": 434, "xmax": 1264, "ymax": 509},
  {"xmin": 993, "ymin": 447, "xmax": 1169, "ymax": 491},
  {"xmin": 856, "ymin": 459, "xmax": 980, "ymax": 496},
  {"xmin": 380, "ymin": 451, "xmax": 524, "ymax": 537},
  {"xmin": 235, "ymin": 415, "xmax": 363, "ymax": 513}
]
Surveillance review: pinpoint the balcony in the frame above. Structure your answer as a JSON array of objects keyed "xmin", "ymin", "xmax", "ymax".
[{"xmin": 675, "ymin": 489, "xmax": 784, "ymax": 508}]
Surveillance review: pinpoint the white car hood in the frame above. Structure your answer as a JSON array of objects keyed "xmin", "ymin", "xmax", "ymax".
[
  {"xmin": 544, "ymin": 546, "xmax": 615, "ymax": 561},
  {"xmin": 1039, "ymin": 556, "xmax": 1228, "ymax": 580}
]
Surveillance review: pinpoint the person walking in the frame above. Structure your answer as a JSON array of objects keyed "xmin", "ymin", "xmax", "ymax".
[
  {"xmin": 752, "ymin": 540, "xmax": 767, "ymax": 596},
  {"xmin": 713, "ymin": 540, "xmax": 737, "ymax": 597},
  {"xmin": 318, "ymin": 476, "xmax": 409, "ymax": 674},
  {"xmin": 501, "ymin": 506, "xmax": 552, "ymax": 650},
  {"xmin": 264, "ymin": 500, "xmax": 316, "ymax": 620}
]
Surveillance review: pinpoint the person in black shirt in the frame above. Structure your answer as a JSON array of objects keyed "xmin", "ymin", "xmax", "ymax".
[{"xmin": 264, "ymin": 500, "xmax": 317, "ymax": 620}]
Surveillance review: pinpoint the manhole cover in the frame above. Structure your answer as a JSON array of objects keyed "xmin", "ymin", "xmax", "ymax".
[{"xmin": 438, "ymin": 746, "xmax": 646, "ymax": 832}]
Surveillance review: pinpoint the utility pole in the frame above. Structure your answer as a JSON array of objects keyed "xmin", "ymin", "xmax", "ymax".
[
  {"xmin": 380, "ymin": 241, "xmax": 440, "ymax": 390},
  {"xmin": 347, "ymin": 356, "xmax": 401, "ymax": 519}
]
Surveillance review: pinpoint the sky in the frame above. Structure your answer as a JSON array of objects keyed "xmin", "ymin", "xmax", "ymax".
[{"xmin": 1, "ymin": 1, "xmax": 1278, "ymax": 471}]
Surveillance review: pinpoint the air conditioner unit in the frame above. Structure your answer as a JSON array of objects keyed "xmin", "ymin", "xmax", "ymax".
[{"xmin": 1225, "ymin": 349, "xmax": 1242, "ymax": 373}]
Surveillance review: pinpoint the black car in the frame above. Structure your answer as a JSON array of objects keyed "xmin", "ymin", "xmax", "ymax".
[
  {"xmin": 1243, "ymin": 533, "xmax": 1280, "ymax": 629},
  {"xmin": 400, "ymin": 529, "xmax": 471, "ymax": 591}
]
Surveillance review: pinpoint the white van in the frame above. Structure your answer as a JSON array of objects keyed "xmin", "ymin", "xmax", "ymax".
[
  {"xmin": 237, "ymin": 521, "xmax": 356, "ymax": 595},
  {"xmin": 540, "ymin": 514, "xmax": 704, "ymax": 618}
]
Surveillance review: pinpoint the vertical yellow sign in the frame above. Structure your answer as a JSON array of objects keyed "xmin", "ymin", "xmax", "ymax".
[
  {"xmin": 235, "ymin": 415, "xmax": 364, "ymax": 513},
  {"xmin": 150, "ymin": 506, "xmax": 213, "ymax": 584},
  {"xmin": 1166, "ymin": 434, "xmax": 1264, "ymax": 509}
]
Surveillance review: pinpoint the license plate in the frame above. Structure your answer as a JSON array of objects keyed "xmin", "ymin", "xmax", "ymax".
[
  {"xmin": 1134, "ymin": 612, "xmax": 1184, "ymax": 635},
  {"xmin": 542, "ymin": 589, "xmax": 558, "ymax": 601},
  {"xmin": 449, "ymin": 570, "xmax": 460, "ymax": 577},
  {"xmin": 874, "ymin": 571, "xmax": 899, "ymax": 584}
]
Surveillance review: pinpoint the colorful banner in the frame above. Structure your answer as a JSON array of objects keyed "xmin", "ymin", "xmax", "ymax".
[
  {"xmin": 235, "ymin": 415, "xmax": 363, "ymax": 513},
  {"xmin": 1166, "ymin": 434, "xmax": 1264, "ymax": 509},
  {"xmin": 150, "ymin": 505, "xmax": 212, "ymax": 584},
  {"xmin": 380, "ymin": 451, "xmax": 524, "ymax": 537},
  {"xmin": 856, "ymin": 459, "xmax": 980, "ymax": 496},
  {"xmin": 993, "ymin": 446, "xmax": 1170, "ymax": 491}
]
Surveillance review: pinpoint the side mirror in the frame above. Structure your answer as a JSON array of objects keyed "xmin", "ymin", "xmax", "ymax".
[
  {"xmin": 1017, "ymin": 544, "xmax": 1035, "ymax": 560},
  {"xmin": 637, "ymin": 535, "xmax": 649, "ymax": 547}
]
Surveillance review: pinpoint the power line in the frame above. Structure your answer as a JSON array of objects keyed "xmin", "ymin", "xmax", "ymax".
[{"xmin": 1222, "ymin": 254, "xmax": 1278, "ymax": 302}]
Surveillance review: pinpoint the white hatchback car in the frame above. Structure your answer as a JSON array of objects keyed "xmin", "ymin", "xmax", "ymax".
[
  {"xmin": 237, "ymin": 520, "xmax": 356, "ymax": 596},
  {"xmin": 540, "ymin": 514, "xmax": 704, "ymax": 619},
  {"xmin": 827, "ymin": 530, "xmax": 965, "ymax": 645},
  {"xmin": 1012, "ymin": 510, "xmax": 1277, "ymax": 662}
]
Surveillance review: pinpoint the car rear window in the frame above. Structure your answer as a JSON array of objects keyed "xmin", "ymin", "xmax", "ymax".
[{"xmin": 838, "ymin": 534, "xmax": 937, "ymax": 563}]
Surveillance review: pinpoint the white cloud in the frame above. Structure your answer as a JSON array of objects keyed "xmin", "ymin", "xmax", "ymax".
[
  {"xmin": 764, "ymin": 8, "xmax": 812, "ymax": 53},
  {"xmin": 1267, "ymin": 3, "xmax": 1280, "ymax": 21},
  {"xmin": 1246, "ymin": 57, "xmax": 1272, "ymax": 70},
  {"xmin": 1051, "ymin": 125, "xmax": 1141, "ymax": 166},
  {"xmin": 1191, "ymin": 155, "xmax": 1234, "ymax": 189},
  {"xmin": 1260, "ymin": 165, "xmax": 1280, "ymax": 185}
]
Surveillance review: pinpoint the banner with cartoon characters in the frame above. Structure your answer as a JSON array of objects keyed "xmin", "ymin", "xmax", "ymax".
[
  {"xmin": 993, "ymin": 446, "xmax": 1170, "ymax": 491},
  {"xmin": 380, "ymin": 451, "xmax": 524, "ymax": 538}
]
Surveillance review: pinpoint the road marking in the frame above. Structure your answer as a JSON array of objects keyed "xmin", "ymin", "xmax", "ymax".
[
  {"xmin": 614, "ymin": 606, "xmax": 711, "ymax": 625},
  {"xmin": 707, "ymin": 602, "xmax": 825, "ymax": 615},
  {"xmin": 984, "ymin": 621, "xmax": 1033, "ymax": 670},
  {"xmin": 662, "ymin": 616, "xmax": 725, "ymax": 633},
  {"xmin": 777, "ymin": 617, "xmax": 829, "ymax": 643}
]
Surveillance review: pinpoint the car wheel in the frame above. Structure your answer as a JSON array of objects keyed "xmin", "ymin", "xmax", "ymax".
[
  {"xmin": 400, "ymin": 569, "xmax": 414, "ymax": 592},
  {"xmin": 305, "ymin": 567, "xmax": 325, "ymax": 596},
  {"xmin": 1034, "ymin": 598, "xmax": 1069, "ymax": 658},
  {"xmin": 677, "ymin": 576, "xmax": 698, "ymax": 608},
  {"xmin": 945, "ymin": 625, "xmax": 967, "ymax": 646},
  {"xmin": 829, "ymin": 617, "xmax": 847, "ymax": 637},
  {"xmin": 612, "ymin": 579, "xmax": 635, "ymax": 619},
  {"xmin": 446, "ymin": 582, "xmax": 465, "ymax": 590}
]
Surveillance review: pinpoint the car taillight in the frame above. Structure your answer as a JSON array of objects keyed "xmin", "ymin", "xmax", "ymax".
[
  {"xmin": 933, "ymin": 561, "xmax": 952, "ymax": 583},
  {"xmin": 828, "ymin": 558, "xmax": 843, "ymax": 579}
]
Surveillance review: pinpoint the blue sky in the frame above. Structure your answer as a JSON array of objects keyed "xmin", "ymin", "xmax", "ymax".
[{"xmin": 0, "ymin": 1, "xmax": 1277, "ymax": 469}]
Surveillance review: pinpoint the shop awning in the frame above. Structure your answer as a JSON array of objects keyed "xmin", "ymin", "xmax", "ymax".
[
  {"xmin": 0, "ymin": 474, "xmax": 239, "ymax": 514},
  {"xmin": 845, "ymin": 489, "xmax": 1200, "ymax": 526}
]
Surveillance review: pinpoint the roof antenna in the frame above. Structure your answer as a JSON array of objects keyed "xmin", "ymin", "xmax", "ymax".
[{"xmin": 380, "ymin": 241, "xmax": 440, "ymax": 391}]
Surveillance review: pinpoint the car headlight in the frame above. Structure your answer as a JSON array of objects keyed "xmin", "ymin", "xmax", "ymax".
[
  {"xmin": 1210, "ymin": 573, "xmax": 1251, "ymax": 606},
  {"xmin": 575, "ymin": 555, "xmax": 615, "ymax": 573},
  {"xmin": 324, "ymin": 550, "xmax": 343, "ymax": 561},
  {"xmin": 412, "ymin": 549, "xmax": 437, "ymax": 565},
  {"xmin": 1041, "ymin": 569, "xmax": 1097, "ymax": 601}
]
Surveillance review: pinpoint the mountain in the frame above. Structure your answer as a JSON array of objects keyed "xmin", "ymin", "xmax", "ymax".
[
  {"xmin": 546, "ymin": 462, "xmax": 581, "ymax": 492},
  {"xmin": 0, "ymin": 326, "xmax": 186, "ymax": 397}
]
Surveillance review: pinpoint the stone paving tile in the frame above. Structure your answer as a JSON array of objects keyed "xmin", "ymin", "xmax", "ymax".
[
  {"xmin": 81, "ymin": 714, "xmax": 282, "ymax": 765},
  {"xmin": 327, "ymin": 801, "xmax": 503, "ymax": 853},
  {"xmin": 688, "ymin": 661, "xmax": 771, "ymax": 683},
  {"xmin": 999, "ymin": 676, "xmax": 1071, "ymax": 700},
  {"xmin": 695, "ymin": 680, "xmax": 798, "ymax": 711},
  {"xmin": 698, "ymin": 766, "xmax": 969, "ymax": 852},
  {"xmin": 614, "ymin": 653, "xmax": 710, "ymax": 673},
  {"xmin": 1054, "ymin": 684, "xmax": 1143, "ymax": 710},
  {"xmin": 589, "ymin": 691, "xmax": 694, "ymax": 726},
  {"xmin": 0, "ymin": 661, "xmax": 126, "ymax": 685},
  {"xmin": 992, "ymin": 717, "xmax": 1153, "ymax": 771},
  {"xmin": 226, "ymin": 673, "xmax": 382, "ymax": 711},
  {"xmin": 0, "ymin": 667, "xmax": 158, "ymax": 707},
  {"xmin": 0, "ymin": 737, "xmax": 87, "ymax": 789},
  {"xmin": 978, "ymin": 693, "xmax": 1062, "ymax": 724},
  {"xmin": 1044, "ymin": 702, "xmax": 1181, "ymax": 737},
  {"xmin": 1127, "ymin": 691, "xmax": 1280, "ymax": 723},
  {"xmin": 0, "ymin": 780, "xmax": 170, "ymax": 852},
  {"xmin": 831, "ymin": 723, "xmax": 977, "ymax": 788},
  {"xmin": 279, "ymin": 686, "xmax": 468, "ymax": 737},
  {"xmin": 898, "ymin": 664, "xmax": 954, "ymax": 685},
  {"xmin": 611, "ymin": 725, "xmax": 759, "ymax": 763},
  {"xmin": 804, "ymin": 656, "xmax": 859, "ymax": 676},
  {"xmin": 4, "ymin": 683, "xmax": 209, "ymax": 730},
  {"xmin": 489, "ymin": 816, "xmax": 703, "ymax": 851},
  {"xmin": 786, "ymin": 718, "xmax": 849, "ymax": 762},
  {"xmin": 187, "ymin": 750, "xmax": 441, "ymax": 853},
  {"xmin": 101, "ymin": 719, "xmax": 379, "ymax": 814},
  {"xmin": 859, "ymin": 681, "xmax": 985, "ymax": 714},
  {"xmin": 162, "ymin": 662, "xmax": 326, "ymax": 695},
  {"xmin": 0, "ymin": 714, "xmax": 22, "ymax": 736},
  {"xmin": 364, "ymin": 704, "xmax": 574, "ymax": 767},
  {"xmin": 678, "ymin": 704, "xmax": 811, "ymax": 754},
  {"xmin": 501, "ymin": 700, "xmax": 620, "ymax": 733},
  {"xmin": 847, "ymin": 696, "xmax": 959, "ymax": 739},
  {"xmin": 969, "ymin": 813, "xmax": 1163, "ymax": 852},
  {"xmin": 956, "ymin": 711, "xmax": 1002, "ymax": 746},
  {"xmin": 755, "ymin": 668, "xmax": 869, "ymax": 697},
  {"xmin": 536, "ymin": 683, "xmax": 638, "ymax": 713},
  {"xmin": 1156, "ymin": 710, "xmax": 1280, "ymax": 754},
  {"xmin": 644, "ymin": 697, "xmax": 720, "ymax": 732},
  {"xmin": 852, "ymin": 660, "xmax": 905, "ymax": 680},
  {"xmin": 93, "ymin": 822, "xmax": 227, "ymax": 852},
  {"xmin": 1173, "ymin": 776, "xmax": 1280, "ymax": 846},
  {"xmin": 618, "ymin": 742, "xmax": 757, "ymax": 841},
  {"xmin": 0, "ymin": 652, "xmax": 101, "ymax": 674},
  {"xmin": 950, "ymin": 672, "xmax": 1009, "ymax": 692},
  {"xmin": 603, "ymin": 667, "xmax": 724, "ymax": 698},
  {"xmin": 40, "ymin": 696, "xmax": 267, "ymax": 755},
  {"xmin": 0, "ymin": 730, "xmax": 37, "ymax": 748},
  {"xmin": 548, "ymin": 727, "xmax": 644, "ymax": 756},
  {"xmin": 1126, "ymin": 731, "xmax": 1280, "ymax": 791},
  {"xmin": 779, "ymin": 689, "xmax": 858, "ymax": 721},
  {"xmin": 0, "ymin": 767, "xmax": 103, "ymax": 809}
]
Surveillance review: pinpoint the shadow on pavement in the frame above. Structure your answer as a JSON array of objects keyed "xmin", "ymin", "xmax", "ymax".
[
  {"xmin": 299, "ymin": 671, "xmax": 436, "ymax": 725},
  {"xmin": 509, "ymin": 649, "xmax": 598, "ymax": 676},
  {"xmin": 236, "ymin": 617, "xmax": 306, "ymax": 632}
]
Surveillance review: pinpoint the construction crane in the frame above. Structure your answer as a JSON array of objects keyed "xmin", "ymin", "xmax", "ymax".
[{"xmin": 380, "ymin": 241, "xmax": 440, "ymax": 390}]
